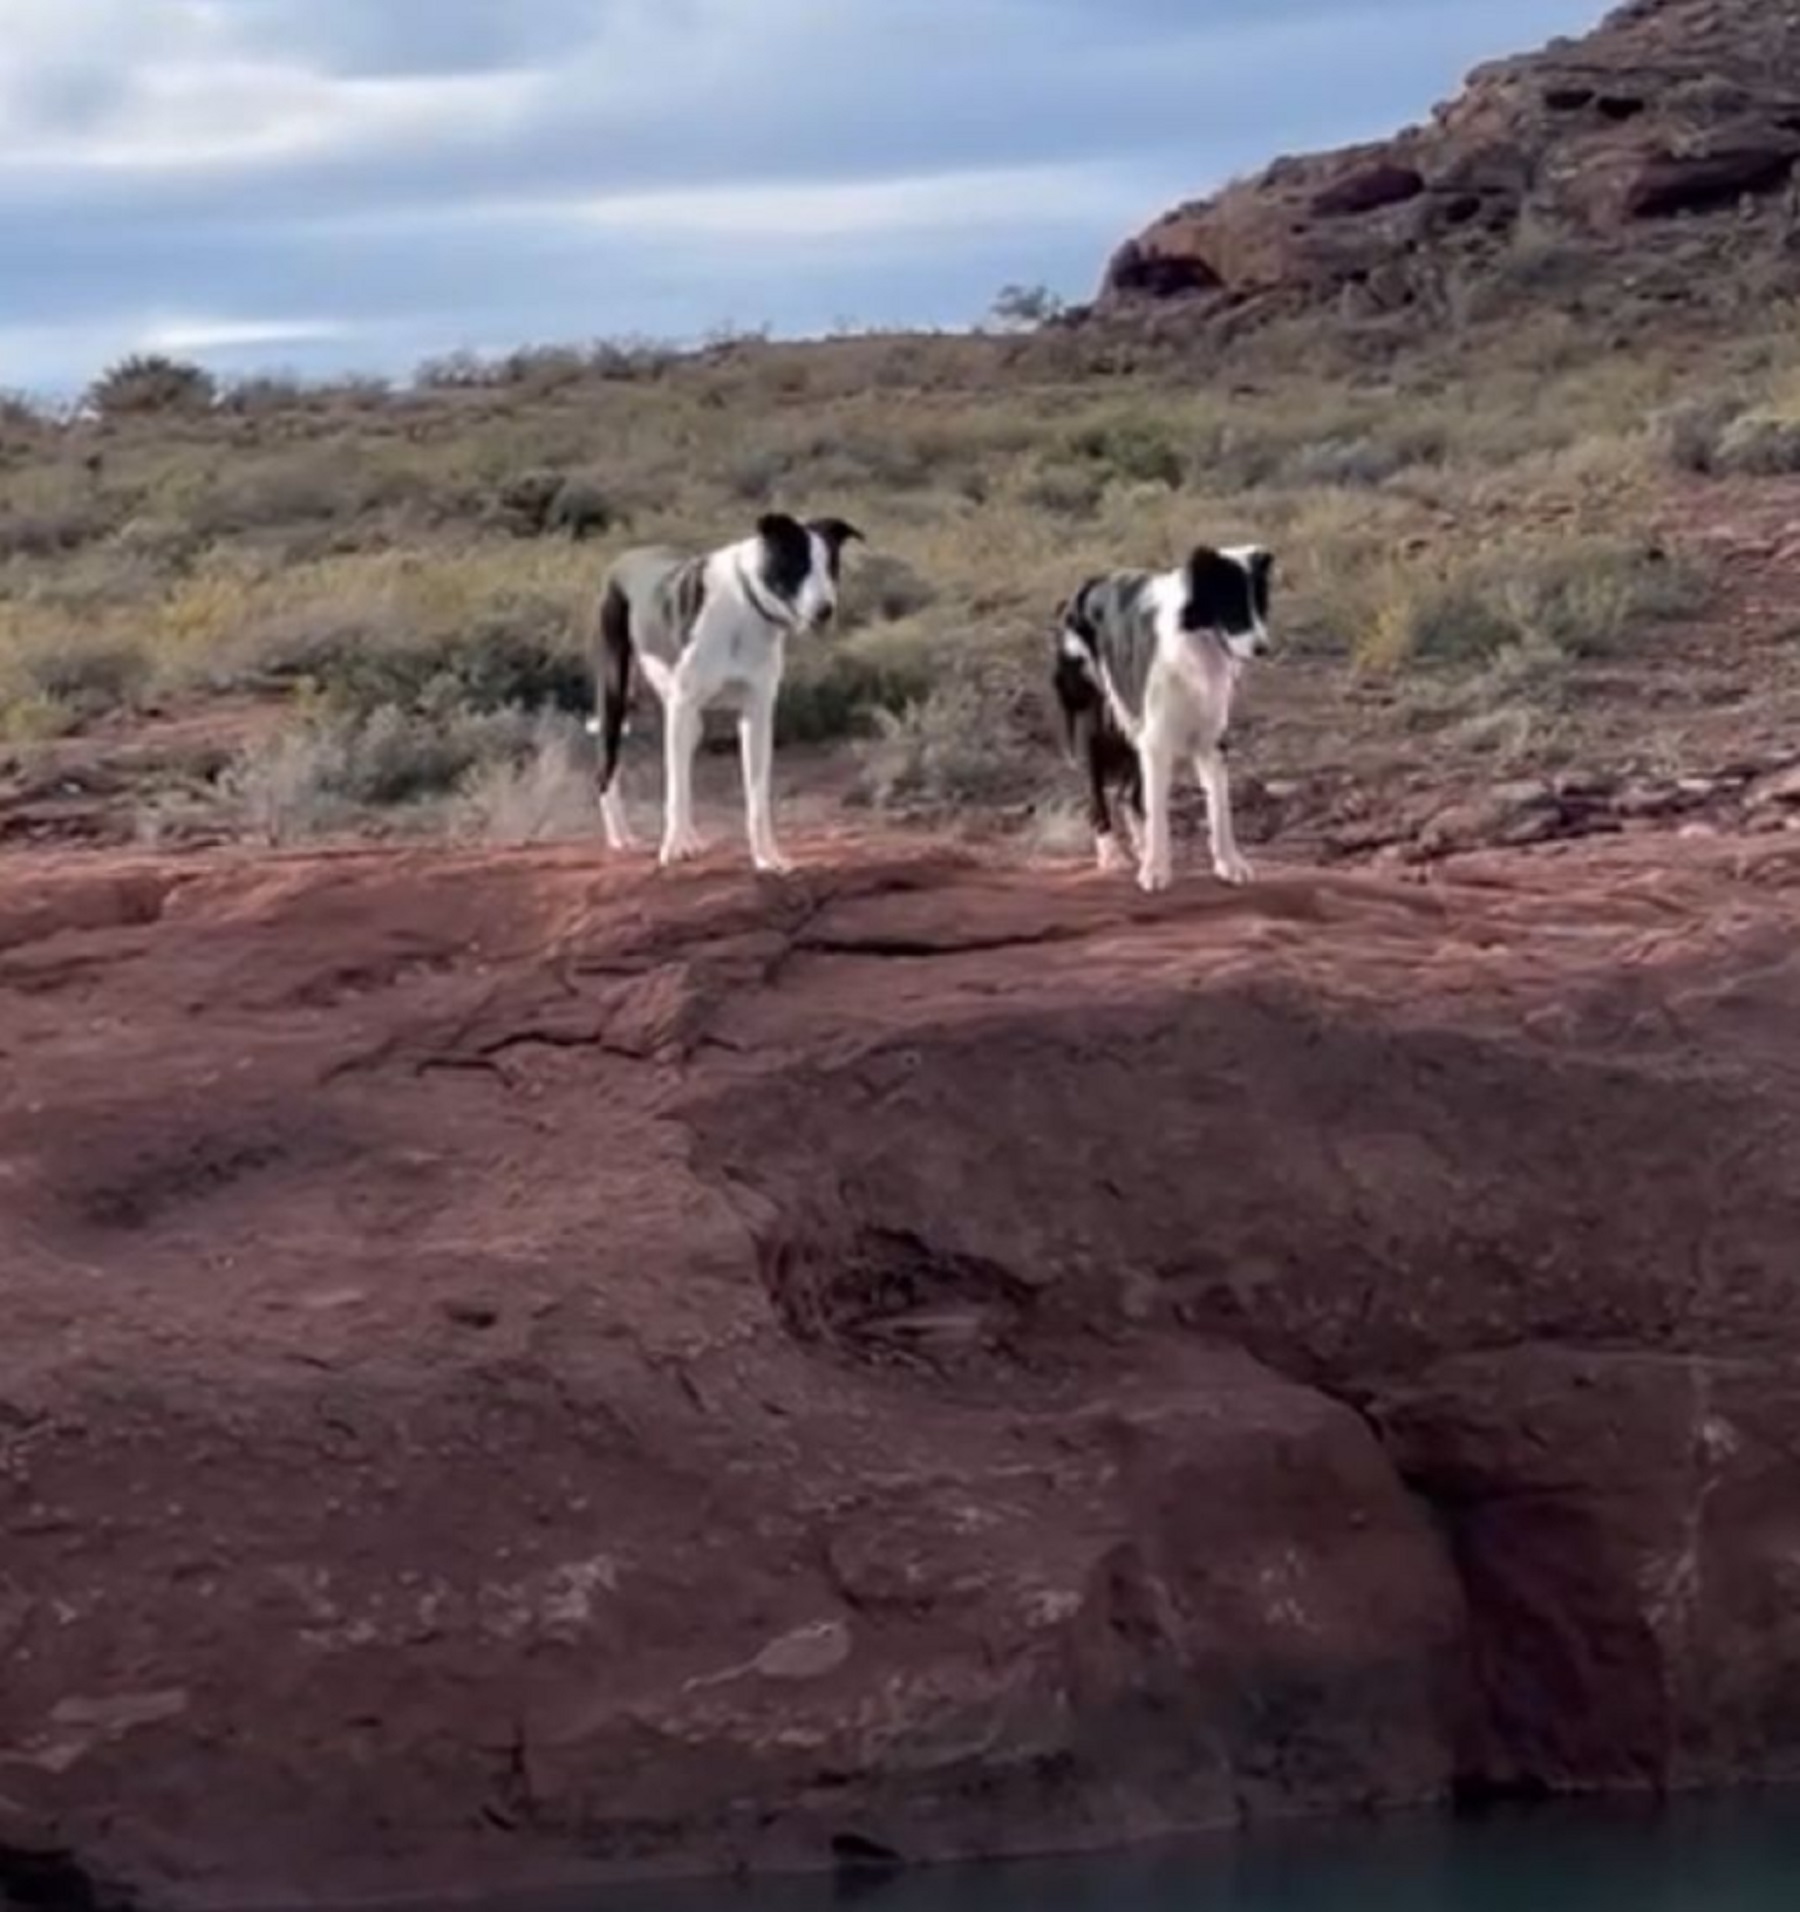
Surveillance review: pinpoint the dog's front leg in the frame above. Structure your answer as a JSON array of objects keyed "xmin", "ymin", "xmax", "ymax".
[
  {"xmin": 1194, "ymin": 743, "xmax": 1252, "ymax": 885},
  {"xmin": 739, "ymin": 691, "xmax": 793, "ymax": 876},
  {"xmin": 1136, "ymin": 734, "xmax": 1175, "ymax": 893},
  {"xmin": 658, "ymin": 692, "xmax": 707, "ymax": 867}
]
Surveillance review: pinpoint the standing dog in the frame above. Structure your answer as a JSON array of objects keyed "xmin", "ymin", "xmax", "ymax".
[
  {"xmin": 1052, "ymin": 543, "xmax": 1273, "ymax": 892},
  {"xmin": 588, "ymin": 512, "xmax": 862, "ymax": 872}
]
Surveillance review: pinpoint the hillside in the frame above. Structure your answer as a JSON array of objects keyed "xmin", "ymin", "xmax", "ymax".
[
  {"xmin": 1102, "ymin": 0, "xmax": 1800, "ymax": 331},
  {"xmin": 11, "ymin": 2, "xmax": 1800, "ymax": 1906}
]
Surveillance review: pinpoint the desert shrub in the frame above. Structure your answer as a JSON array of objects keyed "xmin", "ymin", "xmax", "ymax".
[
  {"xmin": 306, "ymin": 620, "xmax": 589, "ymax": 722},
  {"xmin": 1356, "ymin": 538, "xmax": 1707, "ymax": 671},
  {"xmin": 1186, "ymin": 417, "xmax": 1284, "ymax": 490},
  {"xmin": 1281, "ymin": 431, "xmax": 1440, "ymax": 489},
  {"xmin": 989, "ymin": 283, "xmax": 1066, "ymax": 331},
  {"xmin": 1020, "ymin": 461, "xmax": 1107, "ymax": 518},
  {"xmin": 220, "ymin": 720, "xmax": 356, "ymax": 843},
  {"xmin": 1503, "ymin": 540, "xmax": 1708, "ymax": 654},
  {"xmin": 852, "ymin": 658, "xmax": 1042, "ymax": 811},
  {"xmin": 0, "ymin": 629, "xmax": 152, "ymax": 734},
  {"xmin": 25, "ymin": 637, "xmax": 152, "ymax": 714},
  {"xmin": 224, "ymin": 576, "xmax": 591, "ymax": 715},
  {"xmin": 497, "ymin": 346, "xmax": 589, "ymax": 395},
  {"xmin": 88, "ymin": 354, "xmax": 216, "ymax": 418},
  {"xmin": 415, "ymin": 349, "xmax": 496, "ymax": 391},
  {"xmin": 1711, "ymin": 411, "xmax": 1800, "ymax": 477},
  {"xmin": 1657, "ymin": 396, "xmax": 1746, "ymax": 474},
  {"xmin": 0, "ymin": 502, "xmax": 112, "ymax": 561},
  {"xmin": 544, "ymin": 476, "xmax": 617, "ymax": 540},
  {"xmin": 776, "ymin": 639, "xmax": 935, "ymax": 746},
  {"xmin": 453, "ymin": 714, "xmax": 595, "ymax": 844},
  {"xmin": 217, "ymin": 374, "xmax": 312, "ymax": 417},
  {"xmin": 1063, "ymin": 415, "xmax": 1186, "ymax": 490},
  {"xmin": 185, "ymin": 454, "xmax": 352, "ymax": 539},
  {"xmin": 342, "ymin": 703, "xmax": 530, "ymax": 806},
  {"xmin": 495, "ymin": 469, "xmax": 567, "ymax": 535},
  {"xmin": 586, "ymin": 337, "xmax": 681, "ymax": 382},
  {"xmin": 0, "ymin": 392, "xmax": 44, "ymax": 434},
  {"xmin": 1359, "ymin": 567, "xmax": 1519, "ymax": 672},
  {"xmin": 842, "ymin": 552, "xmax": 937, "ymax": 626},
  {"xmin": 114, "ymin": 513, "xmax": 206, "ymax": 573},
  {"xmin": 723, "ymin": 445, "xmax": 789, "ymax": 504},
  {"xmin": 223, "ymin": 699, "xmax": 543, "ymax": 840}
]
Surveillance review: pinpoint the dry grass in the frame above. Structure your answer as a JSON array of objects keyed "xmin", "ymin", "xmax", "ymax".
[
  {"xmin": 2, "ymin": 296, "xmax": 1796, "ymax": 837},
  {"xmin": 1353, "ymin": 536, "xmax": 1709, "ymax": 675}
]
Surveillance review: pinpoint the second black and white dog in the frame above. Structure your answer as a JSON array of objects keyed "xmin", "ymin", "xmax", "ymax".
[
  {"xmin": 589, "ymin": 512, "xmax": 862, "ymax": 872},
  {"xmin": 1052, "ymin": 543, "xmax": 1273, "ymax": 892}
]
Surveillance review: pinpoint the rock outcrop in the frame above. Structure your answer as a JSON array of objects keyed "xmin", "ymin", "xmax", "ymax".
[
  {"xmin": 2, "ymin": 832, "xmax": 1800, "ymax": 1907},
  {"xmin": 1101, "ymin": 0, "xmax": 1800, "ymax": 318}
]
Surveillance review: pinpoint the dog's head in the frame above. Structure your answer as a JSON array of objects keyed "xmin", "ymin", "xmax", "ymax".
[
  {"xmin": 755, "ymin": 512, "xmax": 865, "ymax": 630},
  {"xmin": 1181, "ymin": 543, "xmax": 1274, "ymax": 660}
]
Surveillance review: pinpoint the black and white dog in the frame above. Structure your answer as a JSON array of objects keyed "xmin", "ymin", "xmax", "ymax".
[
  {"xmin": 1052, "ymin": 544, "xmax": 1273, "ymax": 892},
  {"xmin": 589, "ymin": 512, "xmax": 862, "ymax": 873}
]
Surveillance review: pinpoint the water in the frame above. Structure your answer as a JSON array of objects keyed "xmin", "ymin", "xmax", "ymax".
[{"xmin": 567, "ymin": 1801, "xmax": 1800, "ymax": 1912}]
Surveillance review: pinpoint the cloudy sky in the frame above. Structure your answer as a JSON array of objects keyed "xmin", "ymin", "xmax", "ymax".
[{"xmin": 1, "ymin": 0, "xmax": 1606, "ymax": 395}]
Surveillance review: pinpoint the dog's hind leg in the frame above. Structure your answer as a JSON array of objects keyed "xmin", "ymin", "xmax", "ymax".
[
  {"xmin": 1075, "ymin": 711, "xmax": 1130, "ymax": 874},
  {"xmin": 1116, "ymin": 741, "xmax": 1146, "ymax": 866},
  {"xmin": 593, "ymin": 579, "xmax": 641, "ymax": 852}
]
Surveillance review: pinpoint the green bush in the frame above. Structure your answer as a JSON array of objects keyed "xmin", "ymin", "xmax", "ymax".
[{"xmin": 88, "ymin": 354, "xmax": 217, "ymax": 418}]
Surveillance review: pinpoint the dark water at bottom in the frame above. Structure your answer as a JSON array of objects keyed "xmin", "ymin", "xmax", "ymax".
[{"xmin": 568, "ymin": 1800, "xmax": 1800, "ymax": 1912}]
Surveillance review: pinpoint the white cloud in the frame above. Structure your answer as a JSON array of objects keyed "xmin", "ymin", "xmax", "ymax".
[
  {"xmin": 139, "ymin": 315, "xmax": 357, "ymax": 352},
  {"xmin": 3, "ymin": 56, "xmax": 542, "ymax": 173},
  {"xmin": 0, "ymin": 0, "xmax": 1614, "ymax": 392},
  {"xmin": 569, "ymin": 164, "xmax": 1143, "ymax": 243},
  {"xmin": 0, "ymin": 311, "xmax": 362, "ymax": 391}
]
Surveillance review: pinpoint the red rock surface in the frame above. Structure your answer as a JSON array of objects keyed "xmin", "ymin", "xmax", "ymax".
[
  {"xmin": 2, "ymin": 832, "xmax": 1799, "ymax": 1907},
  {"xmin": 1099, "ymin": 0, "xmax": 1800, "ymax": 320}
]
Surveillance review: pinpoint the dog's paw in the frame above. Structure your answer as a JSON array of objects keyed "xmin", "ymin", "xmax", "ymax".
[
  {"xmin": 1212, "ymin": 851, "xmax": 1254, "ymax": 887},
  {"xmin": 1136, "ymin": 860, "xmax": 1173, "ymax": 895},
  {"xmin": 753, "ymin": 848, "xmax": 797, "ymax": 877},
  {"xmin": 1095, "ymin": 833, "xmax": 1131, "ymax": 875},
  {"xmin": 658, "ymin": 828, "xmax": 707, "ymax": 867}
]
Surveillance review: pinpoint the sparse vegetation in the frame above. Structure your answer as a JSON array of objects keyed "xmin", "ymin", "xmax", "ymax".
[
  {"xmin": 3, "ymin": 291, "xmax": 1796, "ymax": 849},
  {"xmin": 88, "ymin": 354, "xmax": 218, "ymax": 419},
  {"xmin": 988, "ymin": 283, "xmax": 1068, "ymax": 331},
  {"xmin": 1353, "ymin": 537, "xmax": 1709, "ymax": 674}
]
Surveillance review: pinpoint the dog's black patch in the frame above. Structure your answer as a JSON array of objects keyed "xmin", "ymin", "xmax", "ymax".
[
  {"xmin": 1111, "ymin": 571, "xmax": 1152, "ymax": 626},
  {"xmin": 669, "ymin": 553, "xmax": 708, "ymax": 632},
  {"xmin": 1180, "ymin": 545, "xmax": 1262, "ymax": 637},
  {"xmin": 1052, "ymin": 578, "xmax": 1144, "ymax": 848},
  {"xmin": 756, "ymin": 511, "xmax": 816, "ymax": 606},
  {"xmin": 807, "ymin": 516, "xmax": 865, "ymax": 576}
]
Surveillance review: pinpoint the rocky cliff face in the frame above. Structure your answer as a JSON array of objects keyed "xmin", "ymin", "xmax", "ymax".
[
  {"xmin": 1102, "ymin": 0, "xmax": 1800, "ymax": 319},
  {"xmin": 2, "ymin": 834, "xmax": 1800, "ymax": 1908}
]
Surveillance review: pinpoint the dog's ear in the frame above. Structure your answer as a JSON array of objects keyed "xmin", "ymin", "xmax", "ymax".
[
  {"xmin": 1242, "ymin": 546, "xmax": 1275, "ymax": 622},
  {"xmin": 808, "ymin": 517, "xmax": 865, "ymax": 561},
  {"xmin": 755, "ymin": 511, "xmax": 814, "ymax": 590},
  {"xmin": 1180, "ymin": 544, "xmax": 1234, "ymax": 632}
]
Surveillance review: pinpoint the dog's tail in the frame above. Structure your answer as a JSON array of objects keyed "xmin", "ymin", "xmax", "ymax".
[
  {"xmin": 590, "ymin": 576, "xmax": 634, "ymax": 793},
  {"xmin": 1051, "ymin": 583, "xmax": 1101, "ymax": 762}
]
